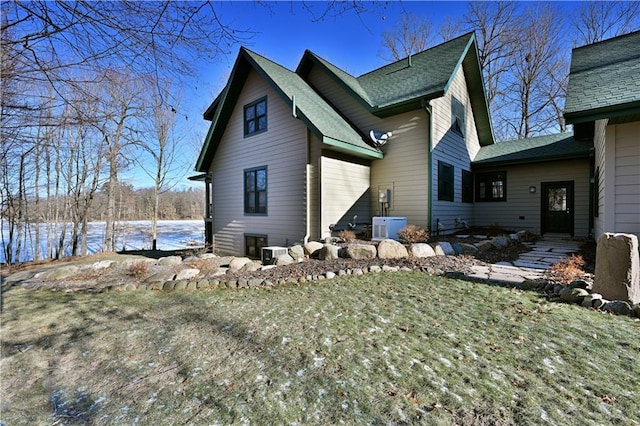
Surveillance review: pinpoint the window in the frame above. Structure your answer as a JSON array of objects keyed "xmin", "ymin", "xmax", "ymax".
[
  {"xmin": 245, "ymin": 234, "xmax": 267, "ymax": 259},
  {"xmin": 451, "ymin": 96, "xmax": 466, "ymax": 137},
  {"xmin": 244, "ymin": 166, "xmax": 267, "ymax": 214},
  {"xmin": 476, "ymin": 171, "xmax": 506, "ymax": 202},
  {"xmin": 462, "ymin": 170, "xmax": 473, "ymax": 203},
  {"xmin": 438, "ymin": 161, "xmax": 454, "ymax": 201},
  {"xmin": 244, "ymin": 97, "xmax": 267, "ymax": 136}
]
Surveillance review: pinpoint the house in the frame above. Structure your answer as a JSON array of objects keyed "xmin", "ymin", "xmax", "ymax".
[
  {"xmin": 192, "ymin": 30, "xmax": 639, "ymax": 257},
  {"xmin": 563, "ymin": 30, "xmax": 640, "ymax": 240},
  {"xmin": 193, "ymin": 32, "xmax": 494, "ymax": 256}
]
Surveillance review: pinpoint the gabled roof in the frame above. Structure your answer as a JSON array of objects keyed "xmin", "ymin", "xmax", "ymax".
[
  {"xmin": 473, "ymin": 132, "xmax": 592, "ymax": 167},
  {"xmin": 564, "ymin": 30, "xmax": 640, "ymax": 124},
  {"xmin": 195, "ymin": 48, "xmax": 382, "ymax": 172},
  {"xmin": 297, "ymin": 32, "xmax": 494, "ymax": 146}
]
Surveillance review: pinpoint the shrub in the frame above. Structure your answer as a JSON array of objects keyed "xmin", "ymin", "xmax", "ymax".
[
  {"xmin": 127, "ymin": 261, "xmax": 149, "ymax": 279},
  {"xmin": 548, "ymin": 254, "xmax": 586, "ymax": 284},
  {"xmin": 397, "ymin": 224, "xmax": 430, "ymax": 244},
  {"xmin": 339, "ymin": 229, "xmax": 356, "ymax": 242}
]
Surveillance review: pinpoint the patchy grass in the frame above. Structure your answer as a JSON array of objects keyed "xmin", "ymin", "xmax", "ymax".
[{"xmin": 1, "ymin": 273, "xmax": 639, "ymax": 425}]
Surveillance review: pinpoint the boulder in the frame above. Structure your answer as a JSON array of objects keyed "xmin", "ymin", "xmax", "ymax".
[
  {"xmin": 175, "ymin": 268, "xmax": 200, "ymax": 280},
  {"xmin": 560, "ymin": 288, "xmax": 589, "ymax": 304},
  {"xmin": 475, "ymin": 240, "xmax": 494, "ymax": 252},
  {"xmin": 491, "ymin": 236, "xmax": 510, "ymax": 249},
  {"xmin": 593, "ymin": 233, "xmax": 640, "ymax": 304},
  {"xmin": 275, "ymin": 254, "xmax": 295, "ymax": 266},
  {"xmin": 240, "ymin": 261, "xmax": 262, "ymax": 272},
  {"xmin": 602, "ymin": 300, "xmax": 634, "ymax": 316},
  {"xmin": 36, "ymin": 265, "xmax": 79, "ymax": 281},
  {"xmin": 318, "ymin": 244, "xmax": 341, "ymax": 260},
  {"xmin": 304, "ymin": 241, "xmax": 324, "ymax": 256},
  {"xmin": 410, "ymin": 243, "xmax": 436, "ymax": 258},
  {"xmin": 289, "ymin": 245, "xmax": 305, "ymax": 260},
  {"xmin": 157, "ymin": 256, "xmax": 183, "ymax": 266},
  {"xmin": 228, "ymin": 257, "xmax": 253, "ymax": 271},
  {"xmin": 343, "ymin": 244, "xmax": 377, "ymax": 260},
  {"xmin": 92, "ymin": 260, "xmax": 115, "ymax": 270},
  {"xmin": 459, "ymin": 243, "xmax": 478, "ymax": 255},
  {"xmin": 377, "ymin": 239, "xmax": 409, "ymax": 259},
  {"xmin": 146, "ymin": 272, "xmax": 176, "ymax": 283},
  {"xmin": 433, "ymin": 242, "xmax": 455, "ymax": 256}
]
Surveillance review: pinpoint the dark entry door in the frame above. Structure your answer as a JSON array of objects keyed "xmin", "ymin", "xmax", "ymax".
[{"xmin": 541, "ymin": 181, "xmax": 574, "ymax": 235}]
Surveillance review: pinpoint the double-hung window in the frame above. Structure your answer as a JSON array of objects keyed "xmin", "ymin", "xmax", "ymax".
[
  {"xmin": 438, "ymin": 161, "xmax": 454, "ymax": 201},
  {"xmin": 451, "ymin": 96, "xmax": 466, "ymax": 137},
  {"xmin": 244, "ymin": 166, "xmax": 267, "ymax": 214},
  {"xmin": 244, "ymin": 97, "xmax": 267, "ymax": 136}
]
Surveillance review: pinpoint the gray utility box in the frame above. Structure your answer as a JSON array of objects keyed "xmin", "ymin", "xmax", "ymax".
[
  {"xmin": 372, "ymin": 217, "xmax": 407, "ymax": 241},
  {"xmin": 261, "ymin": 246, "xmax": 288, "ymax": 265}
]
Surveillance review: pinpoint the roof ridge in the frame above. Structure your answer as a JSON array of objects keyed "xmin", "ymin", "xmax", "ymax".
[
  {"xmin": 356, "ymin": 31, "xmax": 474, "ymax": 79},
  {"xmin": 572, "ymin": 29, "xmax": 640, "ymax": 51}
]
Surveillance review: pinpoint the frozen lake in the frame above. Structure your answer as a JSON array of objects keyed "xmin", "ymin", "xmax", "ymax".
[{"xmin": 0, "ymin": 219, "xmax": 205, "ymax": 264}]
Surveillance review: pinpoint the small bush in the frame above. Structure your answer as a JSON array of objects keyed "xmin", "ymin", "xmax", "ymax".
[
  {"xmin": 127, "ymin": 261, "xmax": 149, "ymax": 279},
  {"xmin": 397, "ymin": 224, "xmax": 430, "ymax": 244},
  {"xmin": 339, "ymin": 230, "xmax": 356, "ymax": 242},
  {"xmin": 548, "ymin": 254, "xmax": 586, "ymax": 284}
]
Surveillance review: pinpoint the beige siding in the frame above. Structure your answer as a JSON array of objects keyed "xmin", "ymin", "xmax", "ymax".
[
  {"xmin": 320, "ymin": 156, "xmax": 370, "ymax": 238},
  {"xmin": 308, "ymin": 132, "xmax": 322, "ymax": 240},
  {"xmin": 430, "ymin": 66, "xmax": 482, "ymax": 232},
  {"xmin": 613, "ymin": 121, "xmax": 640, "ymax": 237},
  {"xmin": 593, "ymin": 119, "xmax": 608, "ymax": 239},
  {"xmin": 209, "ymin": 70, "xmax": 308, "ymax": 256},
  {"xmin": 474, "ymin": 159, "xmax": 591, "ymax": 236}
]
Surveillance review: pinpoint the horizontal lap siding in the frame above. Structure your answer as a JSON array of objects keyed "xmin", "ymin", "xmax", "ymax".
[
  {"xmin": 430, "ymin": 67, "xmax": 482, "ymax": 232},
  {"xmin": 593, "ymin": 120, "xmax": 607, "ymax": 239},
  {"xmin": 209, "ymin": 70, "xmax": 307, "ymax": 256},
  {"xmin": 473, "ymin": 159, "xmax": 591, "ymax": 236},
  {"xmin": 614, "ymin": 121, "xmax": 640, "ymax": 237},
  {"xmin": 320, "ymin": 156, "xmax": 370, "ymax": 238}
]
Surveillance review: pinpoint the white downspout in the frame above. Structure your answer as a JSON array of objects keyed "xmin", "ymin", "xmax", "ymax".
[{"xmin": 293, "ymin": 95, "xmax": 311, "ymax": 244}]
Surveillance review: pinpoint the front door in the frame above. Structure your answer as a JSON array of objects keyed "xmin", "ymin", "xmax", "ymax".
[{"xmin": 541, "ymin": 181, "xmax": 574, "ymax": 235}]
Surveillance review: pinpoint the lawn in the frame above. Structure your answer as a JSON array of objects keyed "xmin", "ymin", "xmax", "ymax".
[{"xmin": 1, "ymin": 272, "xmax": 639, "ymax": 425}]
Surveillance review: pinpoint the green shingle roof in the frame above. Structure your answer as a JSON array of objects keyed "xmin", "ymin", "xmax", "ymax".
[
  {"xmin": 473, "ymin": 132, "xmax": 592, "ymax": 166},
  {"xmin": 195, "ymin": 48, "xmax": 382, "ymax": 171},
  {"xmin": 297, "ymin": 32, "xmax": 494, "ymax": 146},
  {"xmin": 564, "ymin": 31, "xmax": 640, "ymax": 124}
]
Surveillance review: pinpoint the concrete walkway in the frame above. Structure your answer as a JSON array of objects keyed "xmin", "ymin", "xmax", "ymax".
[{"xmin": 467, "ymin": 236, "xmax": 582, "ymax": 285}]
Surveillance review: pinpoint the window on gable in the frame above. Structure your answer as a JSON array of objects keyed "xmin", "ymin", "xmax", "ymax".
[
  {"xmin": 244, "ymin": 97, "xmax": 267, "ymax": 136},
  {"xmin": 451, "ymin": 96, "xmax": 466, "ymax": 137},
  {"xmin": 476, "ymin": 171, "xmax": 506, "ymax": 202},
  {"xmin": 244, "ymin": 166, "xmax": 267, "ymax": 214},
  {"xmin": 245, "ymin": 234, "xmax": 267, "ymax": 259},
  {"xmin": 462, "ymin": 170, "xmax": 473, "ymax": 203},
  {"xmin": 438, "ymin": 161, "xmax": 454, "ymax": 202}
]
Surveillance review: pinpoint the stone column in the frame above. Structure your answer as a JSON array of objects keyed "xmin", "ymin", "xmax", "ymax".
[{"xmin": 593, "ymin": 233, "xmax": 640, "ymax": 304}]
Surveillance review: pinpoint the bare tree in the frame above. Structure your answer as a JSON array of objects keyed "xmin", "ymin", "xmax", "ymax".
[
  {"xmin": 573, "ymin": 1, "xmax": 640, "ymax": 46},
  {"xmin": 379, "ymin": 14, "xmax": 435, "ymax": 61},
  {"xmin": 503, "ymin": 5, "xmax": 567, "ymax": 139}
]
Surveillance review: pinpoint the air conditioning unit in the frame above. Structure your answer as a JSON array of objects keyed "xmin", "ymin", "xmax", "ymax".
[
  {"xmin": 372, "ymin": 216, "xmax": 407, "ymax": 241},
  {"xmin": 261, "ymin": 246, "xmax": 288, "ymax": 265}
]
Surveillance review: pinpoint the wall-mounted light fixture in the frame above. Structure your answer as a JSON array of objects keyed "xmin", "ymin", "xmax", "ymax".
[{"xmin": 529, "ymin": 186, "xmax": 536, "ymax": 194}]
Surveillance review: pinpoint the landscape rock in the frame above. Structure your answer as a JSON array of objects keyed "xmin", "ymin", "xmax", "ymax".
[
  {"xmin": 275, "ymin": 254, "xmax": 295, "ymax": 266},
  {"xmin": 343, "ymin": 244, "xmax": 377, "ymax": 260},
  {"xmin": 410, "ymin": 243, "xmax": 436, "ymax": 258},
  {"xmin": 92, "ymin": 260, "xmax": 115, "ymax": 270},
  {"xmin": 593, "ymin": 233, "xmax": 640, "ymax": 304},
  {"xmin": 569, "ymin": 279, "xmax": 591, "ymax": 290},
  {"xmin": 146, "ymin": 272, "xmax": 176, "ymax": 283},
  {"xmin": 433, "ymin": 242, "xmax": 455, "ymax": 256},
  {"xmin": 175, "ymin": 268, "xmax": 200, "ymax": 280},
  {"xmin": 602, "ymin": 300, "xmax": 633, "ymax": 316},
  {"xmin": 157, "ymin": 256, "xmax": 183, "ymax": 266},
  {"xmin": 228, "ymin": 257, "xmax": 253, "ymax": 272},
  {"xmin": 36, "ymin": 265, "xmax": 79, "ymax": 281},
  {"xmin": 377, "ymin": 239, "xmax": 409, "ymax": 259},
  {"xmin": 491, "ymin": 236, "xmax": 510, "ymax": 249},
  {"xmin": 304, "ymin": 241, "xmax": 323, "ymax": 256},
  {"xmin": 560, "ymin": 288, "xmax": 589, "ymax": 304},
  {"xmin": 318, "ymin": 244, "xmax": 341, "ymax": 260},
  {"xmin": 459, "ymin": 243, "xmax": 478, "ymax": 255},
  {"xmin": 475, "ymin": 240, "xmax": 494, "ymax": 252},
  {"xmin": 240, "ymin": 261, "xmax": 262, "ymax": 272},
  {"xmin": 369, "ymin": 265, "xmax": 382, "ymax": 273},
  {"xmin": 288, "ymin": 245, "xmax": 305, "ymax": 260},
  {"xmin": 325, "ymin": 271, "xmax": 336, "ymax": 279}
]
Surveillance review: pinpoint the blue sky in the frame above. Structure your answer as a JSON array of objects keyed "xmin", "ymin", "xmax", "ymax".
[{"xmin": 152, "ymin": 1, "xmax": 580, "ymax": 190}]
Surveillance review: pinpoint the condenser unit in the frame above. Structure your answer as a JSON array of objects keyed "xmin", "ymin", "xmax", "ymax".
[
  {"xmin": 261, "ymin": 246, "xmax": 288, "ymax": 265},
  {"xmin": 371, "ymin": 216, "xmax": 407, "ymax": 241}
]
